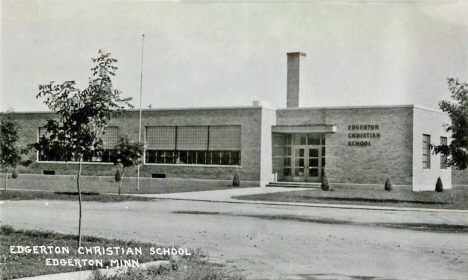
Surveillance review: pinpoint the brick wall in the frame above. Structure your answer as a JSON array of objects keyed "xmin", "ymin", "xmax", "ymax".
[
  {"xmin": 10, "ymin": 107, "xmax": 265, "ymax": 184},
  {"xmin": 276, "ymin": 106, "xmax": 414, "ymax": 186},
  {"xmin": 8, "ymin": 105, "xmax": 451, "ymax": 189}
]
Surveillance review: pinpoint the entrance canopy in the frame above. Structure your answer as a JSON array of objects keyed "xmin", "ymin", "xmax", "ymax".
[{"xmin": 272, "ymin": 125, "xmax": 337, "ymax": 134}]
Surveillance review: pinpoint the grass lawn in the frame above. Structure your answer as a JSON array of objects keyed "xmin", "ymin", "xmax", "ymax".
[
  {"xmin": 0, "ymin": 190, "xmax": 156, "ymax": 202},
  {"xmin": 0, "ymin": 174, "xmax": 255, "ymax": 195},
  {"xmin": 89, "ymin": 256, "xmax": 244, "ymax": 280},
  {"xmin": 0, "ymin": 225, "xmax": 244, "ymax": 280},
  {"xmin": 234, "ymin": 187, "xmax": 468, "ymax": 210},
  {"xmin": 130, "ymin": 184, "xmax": 252, "ymax": 195}
]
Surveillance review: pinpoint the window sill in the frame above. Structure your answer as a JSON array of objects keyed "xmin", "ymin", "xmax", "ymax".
[
  {"xmin": 144, "ymin": 163, "xmax": 241, "ymax": 168},
  {"xmin": 36, "ymin": 161, "xmax": 114, "ymax": 165}
]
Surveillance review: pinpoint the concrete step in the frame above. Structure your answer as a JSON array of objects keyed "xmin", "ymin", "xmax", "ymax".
[{"xmin": 266, "ymin": 182, "xmax": 321, "ymax": 188}]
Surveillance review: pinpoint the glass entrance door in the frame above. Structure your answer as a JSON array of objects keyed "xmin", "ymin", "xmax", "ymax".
[
  {"xmin": 308, "ymin": 147, "xmax": 320, "ymax": 178},
  {"xmin": 283, "ymin": 134, "xmax": 325, "ymax": 183},
  {"xmin": 290, "ymin": 146, "xmax": 322, "ymax": 182},
  {"xmin": 294, "ymin": 147, "xmax": 306, "ymax": 177}
]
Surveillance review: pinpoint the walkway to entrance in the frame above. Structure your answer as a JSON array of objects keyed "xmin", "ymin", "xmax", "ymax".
[
  {"xmin": 133, "ymin": 187, "xmax": 307, "ymax": 203},
  {"xmin": 130, "ymin": 187, "xmax": 468, "ymax": 213}
]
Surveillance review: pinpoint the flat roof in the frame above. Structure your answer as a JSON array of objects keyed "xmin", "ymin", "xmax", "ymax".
[
  {"xmin": 8, "ymin": 106, "xmax": 272, "ymax": 114},
  {"xmin": 5, "ymin": 104, "xmax": 443, "ymax": 115},
  {"xmin": 277, "ymin": 104, "xmax": 444, "ymax": 114}
]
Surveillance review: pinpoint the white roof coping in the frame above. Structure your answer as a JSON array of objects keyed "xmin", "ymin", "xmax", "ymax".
[
  {"xmin": 5, "ymin": 104, "xmax": 443, "ymax": 115},
  {"xmin": 278, "ymin": 104, "xmax": 444, "ymax": 114},
  {"xmin": 8, "ymin": 106, "xmax": 278, "ymax": 114}
]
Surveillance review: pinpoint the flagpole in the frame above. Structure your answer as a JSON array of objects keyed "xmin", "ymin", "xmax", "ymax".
[{"xmin": 137, "ymin": 34, "xmax": 145, "ymax": 190}]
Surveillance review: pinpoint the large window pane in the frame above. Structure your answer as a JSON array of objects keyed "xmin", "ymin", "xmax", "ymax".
[
  {"xmin": 295, "ymin": 168, "xmax": 304, "ymax": 176},
  {"xmin": 102, "ymin": 126, "xmax": 119, "ymax": 149},
  {"xmin": 209, "ymin": 126, "xmax": 241, "ymax": 151},
  {"xmin": 293, "ymin": 134, "xmax": 301, "ymax": 145},
  {"xmin": 309, "ymin": 149, "xmax": 319, "ymax": 158},
  {"xmin": 146, "ymin": 127, "xmax": 176, "ymax": 150},
  {"xmin": 231, "ymin": 151, "xmax": 241, "ymax": 165},
  {"xmin": 285, "ymin": 147, "xmax": 292, "ymax": 156},
  {"xmin": 307, "ymin": 134, "xmax": 321, "ymax": 145},
  {"xmin": 300, "ymin": 134, "xmax": 307, "ymax": 145},
  {"xmin": 309, "ymin": 168, "xmax": 319, "ymax": 177},
  {"xmin": 309, "ymin": 159, "xmax": 319, "ymax": 167},
  {"xmin": 177, "ymin": 126, "xmax": 208, "ymax": 150}
]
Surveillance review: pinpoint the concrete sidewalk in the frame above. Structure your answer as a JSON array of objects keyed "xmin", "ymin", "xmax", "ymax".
[
  {"xmin": 139, "ymin": 186, "xmax": 306, "ymax": 201},
  {"xmin": 132, "ymin": 187, "xmax": 468, "ymax": 213}
]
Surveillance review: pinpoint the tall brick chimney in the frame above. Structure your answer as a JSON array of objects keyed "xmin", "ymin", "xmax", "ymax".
[{"xmin": 286, "ymin": 52, "xmax": 306, "ymax": 108}]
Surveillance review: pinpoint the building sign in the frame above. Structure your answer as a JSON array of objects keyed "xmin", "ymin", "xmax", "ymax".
[{"xmin": 347, "ymin": 124, "xmax": 380, "ymax": 147}]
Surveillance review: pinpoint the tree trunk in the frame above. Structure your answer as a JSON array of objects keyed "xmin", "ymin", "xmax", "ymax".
[
  {"xmin": 77, "ymin": 158, "xmax": 83, "ymax": 247},
  {"xmin": 4, "ymin": 167, "xmax": 8, "ymax": 192},
  {"xmin": 119, "ymin": 168, "xmax": 125, "ymax": 196}
]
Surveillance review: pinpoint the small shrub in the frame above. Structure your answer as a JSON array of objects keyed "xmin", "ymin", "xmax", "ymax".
[
  {"xmin": 11, "ymin": 169, "xmax": 18, "ymax": 179},
  {"xmin": 233, "ymin": 170, "xmax": 240, "ymax": 187},
  {"xmin": 436, "ymin": 177, "xmax": 443, "ymax": 192},
  {"xmin": 115, "ymin": 169, "xmax": 121, "ymax": 182},
  {"xmin": 170, "ymin": 257, "xmax": 180, "ymax": 271},
  {"xmin": 1, "ymin": 225, "xmax": 15, "ymax": 235},
  {"xmin": 321, "ymin": 170, "xmax": 330, "ymax": 191},
  {"xmin": 384, "ymin": 177, "xmax": 393, "ymax": 191}
]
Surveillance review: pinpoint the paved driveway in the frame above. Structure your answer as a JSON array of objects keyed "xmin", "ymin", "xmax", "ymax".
[{"xmin": 1, "ymin": 198, "xmax": 467, "ymax": 279}]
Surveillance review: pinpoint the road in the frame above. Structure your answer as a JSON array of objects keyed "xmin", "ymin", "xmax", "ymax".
[{"xmin": 1, "ymin": 199, "xmax": 467, "ymax": 279}]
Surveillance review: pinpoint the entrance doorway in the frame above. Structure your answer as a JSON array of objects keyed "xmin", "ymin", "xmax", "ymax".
[{"xmin": 283, "ymin": 134, "xmax": 325, "ymax": 182}]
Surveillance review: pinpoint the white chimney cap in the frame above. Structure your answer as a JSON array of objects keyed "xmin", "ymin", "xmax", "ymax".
[{"xmin": 253, "ymin": 100, "xmax": 269, "ymax": 107}]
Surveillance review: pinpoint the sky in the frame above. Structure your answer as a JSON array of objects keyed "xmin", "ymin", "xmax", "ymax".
[{"xmin": 1, "ymin": 0, "xmax": 467, "ymax": 112}]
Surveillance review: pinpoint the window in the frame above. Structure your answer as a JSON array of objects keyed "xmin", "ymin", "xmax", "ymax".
[
  {"xmin": 177, "ymin": 126, "xmax": 208, "ymax": 150},
  {"xmin": 102, "ymin": 126, "xmax": 119, "ymax": 149},
  {"xmin": 423, "ymin": 134, "xmax": 431, "ymax": 169},
  {"xmin": 38, "ymin": 127, "xmax": 48, "ymax": 139},
  {"xmin": 146, "ymin": 126, "xmax": 176, "ymax": 150},
  {"xmin": 145, "ymin": 125, "xmax": 241, "ymax": 165},
  {"xmin": 37, "ymin": 126, "xmax": 119, "ymax": 163},
  {"xmin": 440, "ymin": 137, "xmax": 448, "ymax": 169},
  {"xmin": 209, "ymin": 126, "xmax": 241, "ymax": 151},
  {"xmin": 37, "ymin": 126, "xmax": 74, "ymax": 162}
]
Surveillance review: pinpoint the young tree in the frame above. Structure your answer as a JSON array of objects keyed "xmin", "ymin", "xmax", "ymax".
[
  {"xmin": 433, "ymin": 78, "xmax": 468, "ymax": 170},
  {"xmin": 33, "ymin": 50, "xmax": 132, "ymax": 246},
  {"xmin": 232, "ymin": 168, "xmax": 240, "ymax": 187},
  {"xmin": 321, "ymin": 170, "xmax": 330, "ymax": 191},
  {"xmin": 1, "ymin": 111, "xmax": 23, "ymax": 191},
  {"xmin": 110, "ymin": 136, "xmax": 144, "ymax": 195},
  {"xmin": 436, "ymin": 177, "xmax": 444, "ymax": 192},
  {"xmin": 384, "ymin": 177, "xmax": 393, "ymax": 192}
]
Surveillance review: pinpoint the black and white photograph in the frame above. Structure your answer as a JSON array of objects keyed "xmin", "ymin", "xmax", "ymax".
[{"xmin": 1, "ymin": 0, "xmax": 467, "ymax": 279}]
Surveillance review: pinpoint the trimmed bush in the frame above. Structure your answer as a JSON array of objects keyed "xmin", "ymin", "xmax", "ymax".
[
  {"xmin": 233, "ymin": 170, "xmax": 240, "ymax": 187},
  {"xmin": 321, "ymin": 170, "xmax": 330, "ymax": 191},
  {"xmin": 114, "ymin": 169, "xmax": 121, "ymax": 182},
  {"xmin": 11, "ymin": 169, "xmax": 18, "ymax": 179},
  {"xmin": 384, "ymin": 177, "xmax": 393, "ymax": 191},
  {"xmin": 436, "ymin": 177, "xmax": 443, "ymax": 192}
]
